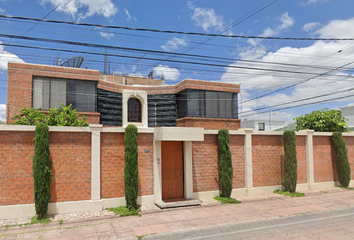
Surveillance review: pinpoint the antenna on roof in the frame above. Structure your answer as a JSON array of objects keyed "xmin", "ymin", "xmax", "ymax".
[{"xmin": 60, "ymin": 56, "xmax": 84, "ymax": 68}]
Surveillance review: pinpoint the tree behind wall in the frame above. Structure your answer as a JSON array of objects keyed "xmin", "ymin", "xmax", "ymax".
[
  {"xmin": 124, "ymin": 124, "xmax": 139, "ymax": 209},
  {"xmin": 283, "ymin": 130, "xmax": 298, "ymax": 193},
  {"xmin": 218, "ymin": 129, "xmax": 233, "ymax": 198},
  {"xmin": 33, "ymin": 122, "xmax": 51, "ymax": 219},
  {"xmin": 332, "ymin": 132, "xmax": 351, "ymax": 187}
]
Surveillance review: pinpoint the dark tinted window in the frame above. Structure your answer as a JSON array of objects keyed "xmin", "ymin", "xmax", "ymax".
[{"xmin": 128, "ymin": 98, "xmax": 142, "ymax": 122}]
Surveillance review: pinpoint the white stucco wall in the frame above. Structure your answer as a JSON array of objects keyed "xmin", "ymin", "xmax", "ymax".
[
  {"xmin": 241, "ymin": 120, "xmax": 286, "ymax": 131},
  {"xmin": 340, "ymin": 105, "xmax": 354, "ymax": 127}
]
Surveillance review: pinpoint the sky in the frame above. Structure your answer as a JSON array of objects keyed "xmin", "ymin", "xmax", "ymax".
[{"xmin": 0, "ymin": 0, "xmax": 354, "ymax": 124}]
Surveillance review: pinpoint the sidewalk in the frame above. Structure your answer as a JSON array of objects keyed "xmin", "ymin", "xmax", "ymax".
[{"xmin": 1, "ymin": 187, "xmax": 354, "ymax": 240}]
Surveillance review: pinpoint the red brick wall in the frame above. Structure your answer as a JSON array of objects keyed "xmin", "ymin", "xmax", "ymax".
[
  {"xmin": 252, "ymin": 135, "xmax": 284, "ymax": 187},
  {"xmin": 177, "ymin": 117, "xmax": 241, "ymax": 130},
  {"xmin": 296, "ymin": 136, "xmax": 307, "ymax": 184},
  {"xmin": 49, "ymin": 132, "xmax": 91, "ymax": 202},
  {"xmin": 100, "ymin": 132, "xmax": 154, "ymax": 198},
  {"xmin": 0, "ymin": 132, "xmax": 35, "ymax": 205},
  {"xmin": 313, "ymin": 136, "xmax": 338, "ymax": 183},
  {"xmin": 101, "ymin": 133, "xmax": 125, "ymax": 198},
  {"xmin": 192, "ymin": 134, "xmax": 219, "ymax": 192},
  {"xmin": 230, "ymin": 135, "xmax": 245, "ymax": 188},
  {"xmin": 192, "ymin": 134, "xmax": 245, "ymax": 193},
  {"xmin": 343, "ymin": 136, "xmax": 354, "ymax": 180}
]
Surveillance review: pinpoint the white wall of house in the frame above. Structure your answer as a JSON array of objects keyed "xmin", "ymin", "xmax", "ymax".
[
  {"xmin": 241, "ymin": 119, "xmax": 286, "ymax": 131},
  {"xmin": 340, "ymin": 105, "xmax": 354, "ymax": 127}
]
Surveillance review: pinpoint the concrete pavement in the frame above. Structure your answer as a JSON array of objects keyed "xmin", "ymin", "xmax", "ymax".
[{"xmin": 1, "ymin": 188, "xmax": 354, "ymax": 240}]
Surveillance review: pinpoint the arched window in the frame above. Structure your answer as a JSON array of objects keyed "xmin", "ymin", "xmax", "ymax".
[{"xmin": 128, "ymin": 98, "xmax": 142, "ymax": 122}]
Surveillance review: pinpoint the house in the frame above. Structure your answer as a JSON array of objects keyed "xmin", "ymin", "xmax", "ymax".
[
  {"xmin": 6, "ymin": 62, "xmax": 240, "ymax": 130},
  {"xmin": 340, "ymin": 105, "xmax": 354, "ymax": 127},
  {"xmin": 241, "ymin": 119, "xmax": 286, "ymax": 131}
]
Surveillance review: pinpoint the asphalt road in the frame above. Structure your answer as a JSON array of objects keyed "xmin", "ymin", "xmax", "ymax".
[{"xmin": 144, "ymin": 207, "xmax": 354, "ymax": 240}]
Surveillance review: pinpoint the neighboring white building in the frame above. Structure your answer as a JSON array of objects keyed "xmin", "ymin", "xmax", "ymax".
[
  {"xmin": 241, "ymin": 119, "xmax": 286, "ymax": 131},
  {"xmin": 340, "ymin": 105, "xmax": 354, "ymax": 127}
]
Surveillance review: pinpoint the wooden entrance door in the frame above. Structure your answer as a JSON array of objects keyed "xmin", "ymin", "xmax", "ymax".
[{"xmin": 162, "ymin": 141, "xmax": 184, "ymax": 200}]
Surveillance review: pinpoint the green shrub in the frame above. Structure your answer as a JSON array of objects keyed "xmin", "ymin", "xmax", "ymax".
[
  {"xmin": 33, "ymin": 122, "xmax": 51, "ymax": 219},
  {"xmin": 124, "ymin": 124, "xmax": 139, "ymax": 209},
  {"xmin": 47, "ymin": 104, "xmax": 88, "ymax": 126},
  {"xmin": 332, "ymin": 132, "xmax": 351, "ymax": 187},
  {"xmin": 218, "ymin": 129, "xmax": 233, "ymax": 198},
  {"xmin": 11, "ymin": 107, "xmax": 46, "ymax": 125},
  {"xmin": 11, "ymin": 104, "xmax": 88, "ymax": 126},
  {"xmin": 283, "ymin": 130, "xmax": 298, "ymax": 193}
]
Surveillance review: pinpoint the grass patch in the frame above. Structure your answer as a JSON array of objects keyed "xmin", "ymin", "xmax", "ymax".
[
  {"xmin": 337, "ymin": 186, "xmax": 354, "ymax": 190},
  {"xmin": 213, "ymin": 196, "xmax": 241, "ymax": 204},
  {"xmin": 273, "ymin": 189, "xmax": 305, "ymax": 197},
  {"xmin": 106, "ymin": 206, "xmax": 141, "ymax": 217},
  {"xmin": 30, "ymin": 216, "xmax": 51, "ymax": 225}
]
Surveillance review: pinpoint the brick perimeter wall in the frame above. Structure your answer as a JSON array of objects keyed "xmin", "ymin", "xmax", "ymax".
[
  {"xmin": 296, "ymin": 136, "xmax": 307, "ymax": 184},
  {"xmin": 0, "ymin": 132, "xmax": 35, "ymax": 205},
  {"xmin": 192, "ymin": 134, "xmax": 245, "ymax": 193},
  {"xmin": 252, "ymin": 135, "xmax": 284, "ymax": 187},
  {"xmin": 344, "ymin": 136, "xmax": 354, "ymax": 180},
  {"xmin": 100, "ymin": 133, "xmax": 154, "ymax": 198},
  {"xmin": 313, "ymin": 136, "xmax": 338, "ymax": 183},
  {"xmin": 49, "ymin": 132, "xmax": 91, "ymax": 202}
]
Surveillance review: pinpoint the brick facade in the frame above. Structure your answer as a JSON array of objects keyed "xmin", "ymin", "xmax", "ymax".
[{"xmin": 177, "ymin": 117, "xmax": 241, "ymax": 130}]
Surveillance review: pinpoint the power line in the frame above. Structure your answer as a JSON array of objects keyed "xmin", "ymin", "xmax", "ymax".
[{"xmin": 1, "ymin": 14, "xmax": 354, "ymax": 41}]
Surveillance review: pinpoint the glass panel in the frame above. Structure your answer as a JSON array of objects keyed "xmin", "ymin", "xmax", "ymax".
[
  {"xmin": 259, "ymin": 122, "xmax": 265, "ymax": 131},
  {"xmin": 50, "ymin": 79, "xmax": 66, "ymax": 109},
  {"xmin": 33, "ymin": 77, "xmax": 49, "ymax": 110},
  {"xmin": 187, "ymin": 90, "xmax": 203, "ymax": 117},
  {"xmin": 176, "ymin": 91, "xmax": 187, "ymax": 118},
  {"xmin": 205, "ymin": 91, "xmax": 219, "ymax": 118},
  {"xmin": 233, "ymin": 93, "xmax": 238, "ymax": 119},
  {"xmin": 219, "ymin": 92, "xmax": 232, "ymax": 118},
  {"xmin": 67, "ymin": 80, "xmax": 97, "ymax": 112}
]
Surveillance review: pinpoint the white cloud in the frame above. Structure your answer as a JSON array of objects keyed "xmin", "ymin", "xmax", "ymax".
[
  {"xmin": 303, "ymin": 0, "xmax": 329, "ymax": 6},
  {"xmin": 124, "ymin": 8, "xmax": 131, "ymax": 21},
  {"xmin": 222, "ymin": 17, "xmax": 354, "ymax": 119},
  {"xmin": 247, "ymin": 12, "xmax": 294, "ymax": 47},
  {"xmin": 0, "ymin": 8, "xmax": 5, "ymax": 13},
  {"xmin": 187, "ymin": 2, "xmax": 226, "ymax": 32},
  {"xmin": 0, "ymin": 41, "xmax": 25, "ymax": 70},
  {"xmin": 161, "ymin": 36, "xmax": 189, "ymax": 52},
  {"xmin": 154, "ymin": 65, "xmax": 180, "ymax": 81},
  {"xmin": 303, "ymin": 22, "xmax": 321, "ymax": 32},
  {"xmin": 40, "ymin": 0, "xmax": 117, "ymax": 20},
  {"xmin": 100, "ymin": 32, "xmax": 114, "ymax": 40},
  {"xmin": 0, "ymin": 104, "xmax": 6, "ymax": 123}
]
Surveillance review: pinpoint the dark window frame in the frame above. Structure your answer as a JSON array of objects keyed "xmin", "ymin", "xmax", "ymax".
[
  {"xmin": 128, "ymin": 97, "xmax": 142, "ymax": 122},
  {"xmin": 259, "ymin": 122, "xmax": 265, "ymax": 131}
]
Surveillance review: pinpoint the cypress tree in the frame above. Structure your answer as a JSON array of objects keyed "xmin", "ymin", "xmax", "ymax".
[
  {"xmin": 124, "ymin": 124, "xmax": 139, "ymax": 209},
  {"xmin": 218, "ymin": 129, "xmax": 233, "ymax": 198},
  {"xmin": 33, "ymin": 122, "xmax": 51, "ymax": 219},
  {"xmin": 332, "ymin": 132, "xmax": 351, "ymax": 187},
  {"xmin": 283, "ymin": 130, "xmax": 298, "ymax": 193}
]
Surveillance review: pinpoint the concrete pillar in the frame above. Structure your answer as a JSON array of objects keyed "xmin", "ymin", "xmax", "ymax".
[
  {"xmin": 153, "ymin": 141, "xmax": 162, "ymax": 202},
  {"xmin": 306, "ymin": 130, "xmax": 315, "ymax": 186},
  {"xmin": 89, "ymin": 124, "xmax": 103, "ymax": 211},
  {"xmin": 244, "ymin": 129, "xmax": 253, "ymax": 190},
  {"xmin": 184, "ymin": 141, "xmax": 193, "ymax": 199}
]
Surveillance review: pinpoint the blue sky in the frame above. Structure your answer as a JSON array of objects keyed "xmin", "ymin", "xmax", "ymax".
[{"xmin": 1, "ymin": 0, "xmax": 354, "ymax": 123}]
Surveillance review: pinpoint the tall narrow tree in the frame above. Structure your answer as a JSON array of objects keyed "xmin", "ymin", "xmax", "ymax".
[
  {"xmin": 218, "ymin": 129, "xmax": 233, "ymax": 198},
  {"xmin": 283, "ymin": 131, "xmax": 298, "ymax": 193},
  {"xmin": 332, "ymin": 132, "xmax": 351, "ymax": 187},
  {"xmin": 124, "ymin": 124, "xmax": 139, "ymax": 209},
  {"xmin": 33, "ymin": 122, "xmax": 51, "ymax": 219}
]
